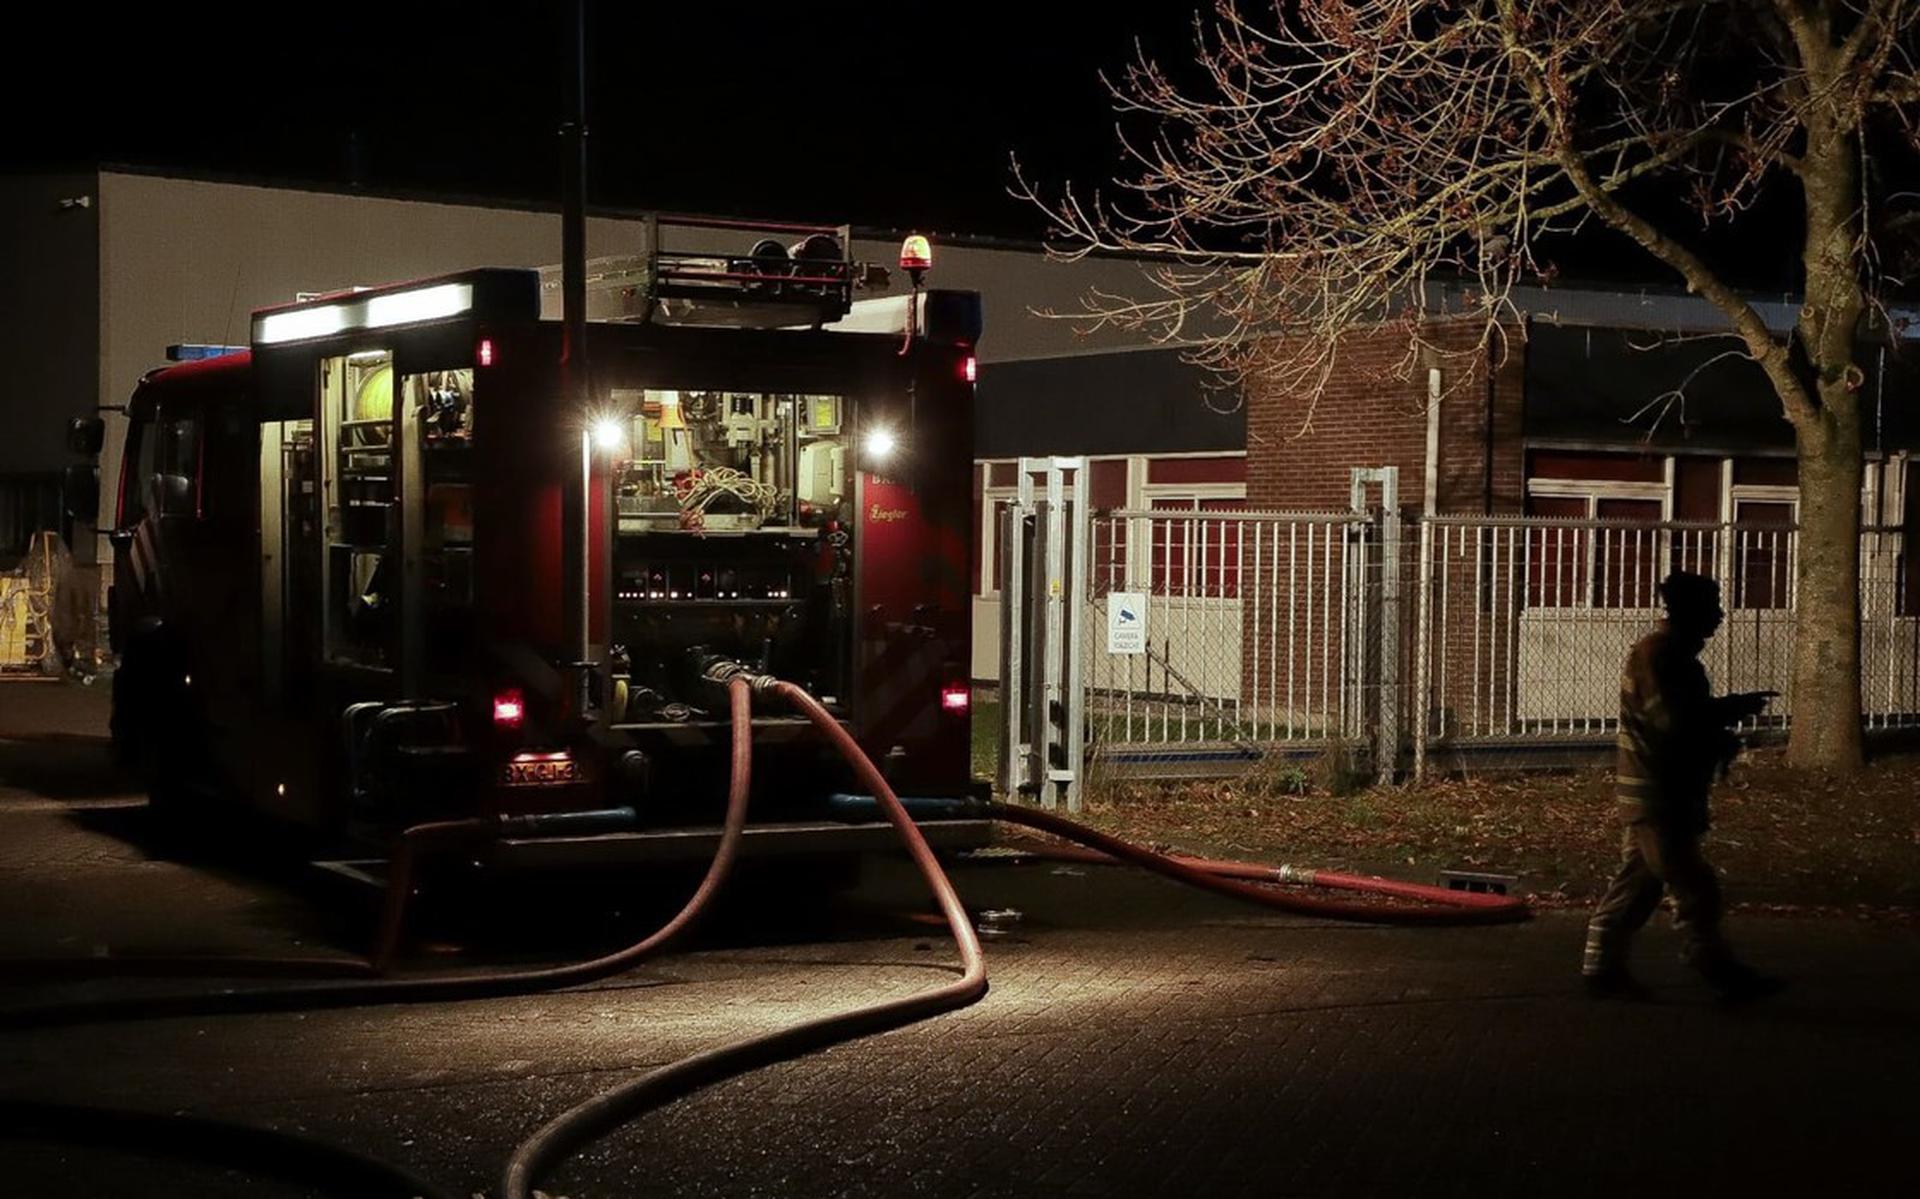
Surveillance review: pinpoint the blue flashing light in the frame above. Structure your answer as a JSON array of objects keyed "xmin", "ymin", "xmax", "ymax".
[{"xmin": 166, "ymin": 344, "xmax": 247, "ymax": 362}]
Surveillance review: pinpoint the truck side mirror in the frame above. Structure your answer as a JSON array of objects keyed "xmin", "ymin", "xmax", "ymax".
[
  {"xmin": 62, "ymin": 462, "xmax": 100, "ymax": 524},
  {"xmin": 67, "ymin": 415, "xmax": 106, "ymax": 457}
]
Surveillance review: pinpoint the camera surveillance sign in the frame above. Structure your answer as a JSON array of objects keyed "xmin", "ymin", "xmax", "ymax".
[{"xmin": 1107, "ymin": 592, "xmax": 1147, "ymax": 655}]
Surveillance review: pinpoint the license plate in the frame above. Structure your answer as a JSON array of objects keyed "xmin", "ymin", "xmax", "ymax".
[{"xmin": 501, "ymin": 757, "xmax": 582, "ymax": 787}]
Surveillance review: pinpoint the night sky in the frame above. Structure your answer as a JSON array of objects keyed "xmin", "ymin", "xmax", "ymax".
[
  {"xmin": 4, "ymin": 2, "xmax": 1901, "ymax": 292},
  {"xmin": 4, "ymin": 2, "xmax": 1192, "ymax": 239}
]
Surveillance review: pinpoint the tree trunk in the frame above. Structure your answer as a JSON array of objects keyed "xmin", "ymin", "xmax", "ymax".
[{"xmin": 1786, "ymin": 405, "xmax": 1866, "ymax": 770}]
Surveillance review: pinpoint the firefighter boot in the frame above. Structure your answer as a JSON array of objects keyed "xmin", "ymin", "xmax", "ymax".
[{"xmin": 1580, "ymin": 924, "xmax": 1653, "ymax": 1002}]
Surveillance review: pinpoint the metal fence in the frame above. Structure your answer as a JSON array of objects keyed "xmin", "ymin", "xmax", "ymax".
[
  {"xmin": 1065, "ymin": 506, "xmax": 1918, "ymax": 785},
  {"xmin": 1090, "ymin": 507, "xmax": 1374, "ymax": 741},
  {"xmin": 1081, "ymin": 509, "xmax": 1387, "ymax": 779},
  {"xmin": 1413, "ymin": 516, "xmax": 1920, "ymax": 754}
]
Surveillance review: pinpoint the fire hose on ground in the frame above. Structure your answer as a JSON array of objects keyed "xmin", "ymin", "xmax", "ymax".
[
  {"xmin": 506, "ymin": 680, "xmax": 1520, "ymax": 1197},
  {"xmin": 823, "ymin": 797, "xmax": 1527, "ymax": 926},
  {"xmin": 0, "ymin": 676, "xmax": 756, "ymax": 1030},
  {"xmin": 0, "ymin": 676, "xmax": 758, "ymax": 1197},
  {"xmin": 2, "ymin": 667, "xmax": 1529, "ymax": 1197},
  {"xmin": 499, "ymin": 678, "xmax": 990, "ymax": 1198}
]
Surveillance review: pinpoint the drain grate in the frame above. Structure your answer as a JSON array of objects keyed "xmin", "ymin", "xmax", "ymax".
[{"xmin": 1439, "ymin": 869, "xmax": 1518, "ymax": 895}]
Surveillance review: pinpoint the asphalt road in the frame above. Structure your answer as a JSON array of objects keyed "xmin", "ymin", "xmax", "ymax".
[{"xmin": 2, "ymin": 681, "xmax": 1917, "ymax": 1198}]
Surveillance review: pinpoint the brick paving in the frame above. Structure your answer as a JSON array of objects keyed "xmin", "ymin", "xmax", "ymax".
[
  {"xmin": 1, "ymin": 688, "xmax": 1916, "ymax": 1196},
  {"xmin": 5, "ymin": 860, "xmax": 1915, "ymax": 1198}
]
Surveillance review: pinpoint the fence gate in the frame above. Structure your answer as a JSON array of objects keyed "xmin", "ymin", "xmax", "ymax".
[
  {"xmin": 1001, "ymin": 464, "xmax": 1407, "ymax": 797},
  {"xmin": 996, "ymin": 457, "xmax": 1089, "ymax": 809}
]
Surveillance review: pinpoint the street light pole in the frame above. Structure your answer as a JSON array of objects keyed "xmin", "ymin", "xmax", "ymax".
[{"xmin": 559, "ymin": 0, "xmax": 592, "ymax": 714}]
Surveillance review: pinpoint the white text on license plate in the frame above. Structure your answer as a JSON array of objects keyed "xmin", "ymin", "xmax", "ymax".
[{"xmin": 502, "ymin": 758, "xmax": 581, "ymax": 786}]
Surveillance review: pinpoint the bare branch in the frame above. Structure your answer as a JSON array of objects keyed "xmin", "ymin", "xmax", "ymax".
[
  {"xmin": 1496, "ymin": 0, "xmax": 1818, "ymax": 421},
  {"xmin": 1021, "ymin": 0, "xmax": 1913, "ymax": 439}
]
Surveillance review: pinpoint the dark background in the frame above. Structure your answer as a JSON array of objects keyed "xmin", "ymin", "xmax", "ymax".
[
  {"xmin": 2, "ymin": 2, "xmax": 1181, "ymax": 238},
  {"xmin": 4, "ymin": 2, "xmax": 1910, "ymax": 292}
]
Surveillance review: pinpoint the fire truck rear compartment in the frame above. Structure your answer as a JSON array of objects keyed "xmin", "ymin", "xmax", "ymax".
[{"xmin": 604, "ymin": 386, "xmax": 853, "ymax": 727}]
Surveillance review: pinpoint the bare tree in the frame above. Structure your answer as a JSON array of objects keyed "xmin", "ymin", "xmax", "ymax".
[{"xmin": 1019, "ymin": 0, "xmax": 1920, "ymax": 771}]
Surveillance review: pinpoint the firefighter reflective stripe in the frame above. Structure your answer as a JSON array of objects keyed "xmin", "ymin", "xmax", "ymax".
[{"xmin": 1581, "ymin": 923, "xmax": 1612, "ymax": 977}]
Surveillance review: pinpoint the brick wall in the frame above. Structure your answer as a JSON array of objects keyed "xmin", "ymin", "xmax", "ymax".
[
  {"xmin": 1245, "ymin": 317, "xmax": 1526, "ymax": 517},
  {"xmin": 1239, "ymin": 318, "xmax": 1527, "ymax": 736}
]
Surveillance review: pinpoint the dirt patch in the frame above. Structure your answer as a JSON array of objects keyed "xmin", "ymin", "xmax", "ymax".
[{"xmin": 1065, "ymin": 748, "xmax": 1920, "ymax": 918}]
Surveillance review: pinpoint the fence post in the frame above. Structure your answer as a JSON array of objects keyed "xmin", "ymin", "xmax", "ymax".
[
  {"xmin": 1349, "ymin": 467, "xmax": 1400, "ymax": 783},
  {"xmin": 1036, "ymin": 474, "xmax": 1062, "ymax": 809},
  {"xmin": 996, "ymin": 478, "xmax": 1028, "ymax": 799},
  {"xmin": 1413, "ymin": 515, "xmax": 1432, "ymax": 782},
  {"xmin": 1376, "ymin": 503, "xmax": 1401, "ymax": 785},
  {"xmin": 1063, "ymin": 461, "xmax": 1088, "ymax": 812}
]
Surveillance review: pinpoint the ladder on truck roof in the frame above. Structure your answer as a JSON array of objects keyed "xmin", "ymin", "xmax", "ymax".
[{"xmin": 536, "ymin": 213, "xmax": 887, "ymax": 331}]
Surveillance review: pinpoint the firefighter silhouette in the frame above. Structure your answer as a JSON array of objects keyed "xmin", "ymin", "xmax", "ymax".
[{"xmin": 1581, "ymin": 571, "xmax": 1785, "ymax": 1003}]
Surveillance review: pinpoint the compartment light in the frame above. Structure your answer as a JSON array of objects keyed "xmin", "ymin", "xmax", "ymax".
[
  {"xmin": 257, "ymin": 304, "xmax": 349, "ymax": 344},
  {"xmin": 863, "ymin": 426, "xmax": 898, "ymax": 462},
  {"xmin": 591, "ymin": 416, "xmax": 627, "ymax": 452},
  {"xmin": 254, "ymin": 280, "xmax": 476, "ymax": 345},
  {"xmin": 365, "ymin": 282, "xmax": 474, "ymax": 329}
]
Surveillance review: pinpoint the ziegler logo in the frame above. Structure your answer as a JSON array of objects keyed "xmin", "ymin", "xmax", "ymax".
[{"xmin": 868, "ymin": 503, "xmax": 909, "ymax": 523}]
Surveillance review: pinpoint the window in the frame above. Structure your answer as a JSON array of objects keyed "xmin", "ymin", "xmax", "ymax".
[
  {"xmin": 146, "ymin": 411, "xmax": 199, "ymax": 514},
  {"xmin": 1526, "ymin": 450, "xmax": 1670, "ymax": 608},
  {"xmin": 1089, "ymin": 506, "xmax": 1130, "ymax": 596},
  {"xmin": 193, "ymin": 408, "xmax": 252, "ymax": 525},
  {"xmin": 116, "ymin": 417, "xmax": 157, "ymax": 526},
  {"xmin": 1592, "ymin": 499, "xmax": 1663, "ymax": 607},
  {"xmin": 1733, "ymin": 500, "xmax": 1794, "ymax": 609},
  {"xmin": 1087, "ymin": 459, "xmax": 1130, "ymax": 597},
  {"xmin": 1521, "ymin": 493, "xmax": 1662, "ymax": 608},
  {"xmin": 1522, "ymin": 496, "xmax": 1590, "ymax": 608},
  {"xmin": 1147, "ymin": 496, "xmax": 1246, "ymax": 597},
  {"xmin": 1139, "ymin": 460, "xmax": 1245, "ymax": 597}
]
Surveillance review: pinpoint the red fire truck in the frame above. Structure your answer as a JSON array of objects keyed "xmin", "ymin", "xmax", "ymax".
[{"xmin": 76, "ymin": 217, "xmax": 988, "ymax": 867}]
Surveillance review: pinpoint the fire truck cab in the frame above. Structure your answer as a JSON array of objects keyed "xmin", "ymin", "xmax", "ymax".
[{"xmin": 97, "ymin": 217, "xmax": 987, "ymax": 866}]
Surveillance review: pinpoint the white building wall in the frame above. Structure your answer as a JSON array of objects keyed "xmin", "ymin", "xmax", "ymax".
[{"xmin": 89, "ymin": 171, "xmax": 1173, "ymax": 533}]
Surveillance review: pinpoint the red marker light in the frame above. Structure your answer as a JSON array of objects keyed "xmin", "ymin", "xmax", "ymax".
[
  {"xmin": 940, "ymin": 684, "xmax": 971, "ymax": 714},
  {"xmin": 492, "ymin": 688, "xmax": 525, "ymax": 730},
  {"xmin": 476, "ymin": 338, "xmax": 495, "ymax": 367},
  {"xmin": 961, "ymin": 355, "xmax": 977, "ymax": 383}
]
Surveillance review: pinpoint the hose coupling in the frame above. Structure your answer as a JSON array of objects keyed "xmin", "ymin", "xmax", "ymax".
[{"xmin": 688, "ymin": 648, "xmax": 780, "ymax": 699}]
